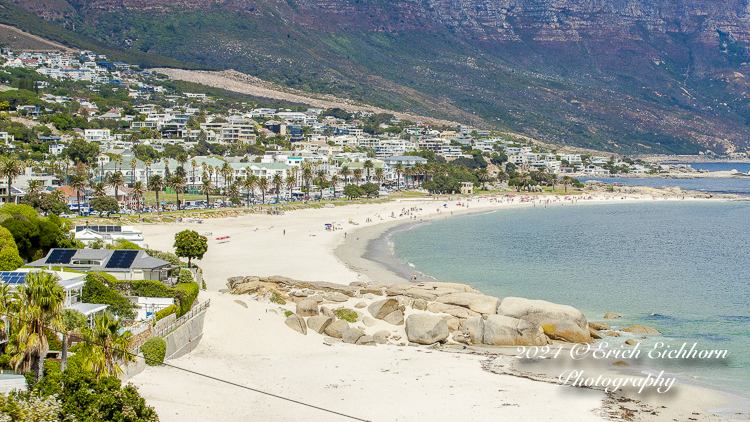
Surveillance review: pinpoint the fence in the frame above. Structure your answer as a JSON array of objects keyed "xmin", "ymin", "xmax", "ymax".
[{"xmin": 154, "ymin": 299, "xmax": 210, "ymax": 338}]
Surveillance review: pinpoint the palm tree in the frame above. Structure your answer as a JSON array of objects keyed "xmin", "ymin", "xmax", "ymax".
[
  {"xmin": 26, "ymin": 179, "xmax": 43, "ymax": 196},
  {"xmin": 168, "ymin": 175, "xmax": 186, "ymax": 210},
  {"xmin": 131, "ymin": 181, "xmax": 145, "ymax": 215},
  {"xmin": 50, "ymin": 189, "xmax": 66, "ymax": 204},
  {"xmin": 144, "ymin": 159, "xmax": 153, "ymax": 185},
  {"xmin": 130, "ymin": 158, "xmax": 138, "ymax": 184},
  {"xmin": 107, "ymin": 172, "xmax": 125, "ymax": 203},
  {"xmin": 374, "ymin": 168, "xmax": 384, "ymax": 187},
  {"xmin": 352, "ymin": 168, "xmax": 362, "ymax": 186},
  {"xmin": 394, "ymin": 163, "xmax": 404, "ymax": 190},
  {"xmin": 60, "ymin": 309, "xmax": 87, "ymax": 373},
  {"xmin": 315, "ymin": 170, "xmax": 327, "ymax": 200},
  {"xmin": 113, "ymin": 155, "xmax": 124, "ymax": 173},
  {"xmin": 272, "ymin": 173, "xmax": 283, "ymax": 203},
  {"xmin": 0, "ymin": 157, "xmax": 24, "ymax": 204},
  {"xmin": 301, "ymin": 167, "xmax": 313, "ymax": 198},
  {"xmin": 69, "ymin": 174, "xmax": 87, "ymax": 216},
  {"xmin": 520, "ymin": 173, "xmax": 532, "ymax": 192},
  {"xmin": 190, "ymin": 159, "xmax": 198, "ymax": 189},
  {"xmin": 562, "ymin": 175, "xmax": 573, "ymax": 193},
  {"xmin": 80, "ymin": 312, "xmax": 133, "ymax": 378},
  {"xmin": 7, "ymin": 271, "xmax": 65, "ymax": 382},
  {"xmin": 329, "ymin": 174, "xmax": 339, "ymax": 198},
  {"xmin": 244, "ymin": 174, "xmax": 258, "ymax": 204},
  {"xmin": 285, "ymin": 175, "xmax": 296, "ymax": 201},
  {"xmin": 339, "ymin": 166, "xmax": 351, "ymax": 185},
  {"xmin": 477, "ymin": 168, "xmax": 490, "ymax": 190},
  {"xmin": 148, "ymin": 174, "xmax": 165, "ymax": 210},
  {"xmin": 221, "ymin": 162, "xmax": 232, "ymax": 199},
  {"xmin": 92, "ymin": 182, "xmax": 106, "ymax": 198},
  {"xmin": 228, "ymin": 182, "xmax": 241, "ymax": 203},
  {"xmin": 257, "ymin": 177, "xmax": 269, "ymax": 204},
  {"xmin": 0, "ymin": 284, "xmax": 17, "ymax": 346},
  {"xmin": 363, "ymin": 160, "xmax": 374, "ymax": 182},
  {"xmin": 413, "ymin": 162, "xmax": 425, "ymax": 186},
  {"xmin": 201, "ymin": 179, "xmax": 213, "ymax": 205}
]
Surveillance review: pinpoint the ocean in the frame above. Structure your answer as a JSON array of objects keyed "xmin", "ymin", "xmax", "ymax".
[
  {"xmin": 387, "ymin": 201, "xmax": 750, "ymax": 396},
  {"xmin": 578, "ymin": 176, "xmax": 750, "ymax": 196}
]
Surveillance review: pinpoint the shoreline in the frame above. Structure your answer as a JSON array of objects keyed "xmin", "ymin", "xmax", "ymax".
[
  {"xmin": 130, "ymin": 192, "xmax": 749, "ymax": 422},
  {"xmin": 333, "ymin": 195, "xmax": 750, "ymax": 416}
]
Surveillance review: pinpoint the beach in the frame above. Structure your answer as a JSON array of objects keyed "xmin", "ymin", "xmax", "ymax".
[{"xmin": 128, "ymin": 192, "xmax": 749, "ymax": 422}]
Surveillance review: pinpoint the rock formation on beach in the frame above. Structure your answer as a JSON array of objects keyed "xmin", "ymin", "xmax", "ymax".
[{"xmin": 227, "ymin": 275, "xmax": 662, "ymax": 348}]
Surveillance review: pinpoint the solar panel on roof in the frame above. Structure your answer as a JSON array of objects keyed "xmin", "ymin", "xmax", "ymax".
[
  {"xmin": 0, "ymin": 272, "xmax": 27, "ymax": 285},
  {"xmin": 105, "ymin": 250, "xmax": 138, "ymax": 269},
  {"xmin": 45, "ymin": 249, "xmax": 77, "ymax": 264}
]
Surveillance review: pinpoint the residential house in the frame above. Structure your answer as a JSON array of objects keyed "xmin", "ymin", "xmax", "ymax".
[{"xmin": 29, "ymin": 249, "xmax": 174, "ymax": 282}]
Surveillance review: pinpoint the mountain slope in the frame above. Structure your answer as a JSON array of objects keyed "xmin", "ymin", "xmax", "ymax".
[{"xmin": 9, "ymin": 0, "xmax": 750, "ymax": 154}]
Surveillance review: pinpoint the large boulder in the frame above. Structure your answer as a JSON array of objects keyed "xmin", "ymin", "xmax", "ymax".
[
  {"xmin": 324, "ymin": 320, "xmax": 349, "ymax": 338},
  {"xmin": 462, "ymin": 316, "xmax": 485, "ymax": 344},
  {"xmin": 368, "ymin": 298, "xmax": 400, "ymax": 320},
  {"xmin": 362, "ymin": 316, "xmax": 375, "ymax": 327},
  {"xmin": 603, "ymin": 312, "xmax": 621, "ymax": 319},
  {"xmin": 621, "ymin": 325, "xmax": 661, "ymax": 335},
  {"xmin": 498, "ymin": 297, "xmax": 592, "ymax": 343},
  {"xmin": 325, "ymin": 292, "xmax": 350, "ymax": 302},
  {"xmin": 436, "ymin": 293, "xmax": 500, "ymax": 315},
  {"xmin": 427, "ymin": 302, "xmax": 481, "ymax": 319},
  {"xmin": 320, "ymin": 306, "xmax": 336, "ymax": 320},
  {"xmin": 307, "ymin": 315, "xmax": 333, "ymax": 334},
  {"xmin": 589, "ymin": 321, "xmax": 611, "ymax": 331},
  {"xmin": 483, "ymin": 315, "xmax": 547, "ymax": 346},
  {"xmin": 342, "ymin": 327, "xmax": 364, "ymax": 344},
  {"xmin": 285, "ymin": 314, "xmax": 307, "ymax": 335},
  {"xmin": 296, "ymin": 299, "xmax": 319, "ymax": 317},
  {"xmin": 356, "ymin": 335, "xmax": 376, "ymax": 346},
  {"xmin": 405, "ymin": 314, "xmax": 449, "ymax": 345},
  {"xmin": 382, "ymin": 310, "xmax": 404, "ymax": 326},
  {"xmin": 232, "ymin": 281, "xmax": 264, "ymax": 295}
]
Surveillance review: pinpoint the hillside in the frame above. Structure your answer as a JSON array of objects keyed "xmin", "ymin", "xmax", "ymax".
[{"xmin": 7, "ymin": 0, "xmax": 750, "ymax": 155}]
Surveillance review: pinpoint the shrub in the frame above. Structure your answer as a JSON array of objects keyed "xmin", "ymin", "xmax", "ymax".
[
  {"xmin": 0, "ymin": 225, "xmax": 22, "ymax": 270},
  {"xmin": 126, "ymin": 279, "xmax": 175, "ymax": 298},
  {"xmin": 82, "ymin": 272, "xmax": 137, "ymax": 319},
  {"xmin": 269, "ymin": 292, "xmax": 286, "ymax": 305},
  {"xmin": 284, "ymin": 311, "xmax": 293, "ymax": 317},
  {"xmin": 178, "ymin": 268, "xmax": 193, "ymax": 284},
  {"xmin": 107, "ymin": 239, "xmax": 141, "ymax": 250},
  {"xmin": 155, "ymin": 305, "xmax": 177, "ymax": 321},
  {"xmin": 334, "ymin": 308, "xmax": 358, "ymax": 323},
  {"xmin": 173, "ymin": 282, "xmax": 199, "ymax": 317},
  {"xmin": 141, "ymin": 337, "xmax": 167, "ymax": 366},
  {"xmin": 201, "ymin": 280, "xmax": 206, "ymax": 290}
]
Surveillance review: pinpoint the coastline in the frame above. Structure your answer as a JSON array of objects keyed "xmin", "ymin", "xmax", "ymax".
[{"xmin": 130, "ymin": 192, "xmax": 749, "ymax": 422}]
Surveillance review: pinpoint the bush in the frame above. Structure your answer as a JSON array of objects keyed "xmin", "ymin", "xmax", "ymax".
[
  {"xmin": 107, "ymin": 239, "xmax": 141, "ymax": 250},
  {"xmin": 0, "ymin": 225, "xmax": 22, "ymax": 270},
  {"xmin": 173, "ymin": 282, "xmax": 199, "ymax": 317},
  {"xmin": 122, "ymin": 279, "xmax": 175, "ymax": 298},
  {"xmin": 155, "ymin": 305, "xmax": 177, "ymax": 321},
  {"xmin": 82, "ymin": 272, "xmax": 137, "ymax": 319},
  {"xmin": 179, "ymin": 268, "xmax": 193, "ymax": 284},
  {"xmin": 284, "ymin": 311, "xmax": 293, "ymax": 317},
  {"xmin": 141, "ymin": 337, "xmax": 166, "ymax": 366},
  {"xmin": 334, "ymin": 308, "xmax": 358, "ymax": 323}
]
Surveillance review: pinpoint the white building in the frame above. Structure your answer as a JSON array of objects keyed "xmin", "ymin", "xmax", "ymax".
[{"xmin": 84, "ymin": 129, "xmax": 112, "ymax": 143}]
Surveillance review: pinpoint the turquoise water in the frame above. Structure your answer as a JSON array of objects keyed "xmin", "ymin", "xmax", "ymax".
[{"xmin": 391, "ymin": 201, "xmax": 750, "ymax": 395}]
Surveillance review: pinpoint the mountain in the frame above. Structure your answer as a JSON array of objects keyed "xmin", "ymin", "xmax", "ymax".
[{"xmin": 7, "ymin": 0, "xmax": 750, "ymax": 155}]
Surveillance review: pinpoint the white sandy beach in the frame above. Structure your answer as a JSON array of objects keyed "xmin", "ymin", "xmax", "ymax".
[{"xmin": 128, "ymin": 193, "xmax": 749, "ymax": 422}]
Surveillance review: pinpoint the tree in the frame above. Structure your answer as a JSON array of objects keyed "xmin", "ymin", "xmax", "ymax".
[
  {"xmin": 7, "ymin": 271, "xmax": 65, "ymax": 382},
  {"xmin": 339, "ymin": 165, "xmax": 351, "ymax": 185},
  {"xmin": 315, "ymin": 170, "xmax": 327, "ymax": 199},
  {"xmin": 174, "ymin": 229, "xmax": 208, "ymax": 268},
  {"xmin": 272, "ymin": 173, "xmax": 283, "ymax": 203},
  {"xmin": 343, "ymin": 184, "xmax": 362, "ymax": 199},
  {"xmin": 69, "ymin": 175, "xmax": 87, "ymax": 216},
  {"xmin": 63, "ymin": 138, "xmax": 99, "ymax": 165},
  {"xmin": 107, "ymin": 172, "xmax": 125, "ymax": 202},
  {"xmin": 0, "ymin": 226, "xmax": 22, "ymax": 270},
  {"xmin": 131, "ymin": 181, "xmax": 144, "ymax": 215},
  {"xmin": 168, "ymin": 175, "xmax": 186, "ymax": 210},
  {"xmin": 92, "ymin": 182, "xmax": 106, "ymax": 198},
  {"xmin": 0, "ymin": 157, "xmax": 24, "ymax": 205},
  {"xmin": 329, "ymin": 174, "xmax": 339, "ymax": 198},
  {"xmin": 201, "ymin": 178, "xmax": 213, "ymax": 205},
  {"xmin": 363, "ymin": 160, "xmax": 374, "ymax": 182},
  {"xmin": 361, "ymin": 182, "xmax": 378, "ymax": 198},
  {"xmin": 257, "ymin": 177, "xmax": 268, "ymax": 204},
  {"xmin": 374, "ymin": 167, "xmax": 384, "ymax": 186},
  {"xmin": 285, "ymin": 175, "xmax": 296, "ymax": 201},
  {"xmin": 147, "ymin": 173, "xmax": 164, "ymax": 210},
  {"xmin": 79, "ymin": 312, "xmax": 133, "ymax": 378},
  {"xmin": 394, "ymin": 163, "xmax": 404, "ymax": 190},
  {"xmin": 60, "ymin": 309, "xmax": 87, "ymax": 373},
  {"xmin": 130, "ymin": 158, "xmax": 138, "ymax": 184},
  {"xmin": 90, "ymin": 196, "xmax": 119, "ymax": 214},
  {"xmin": 352, "ymin": 168, "xmax": 362, "ymax": 186},
  {"xmin": 244, "ymin": 174, "xmax": 257, "ymax": 204}
]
